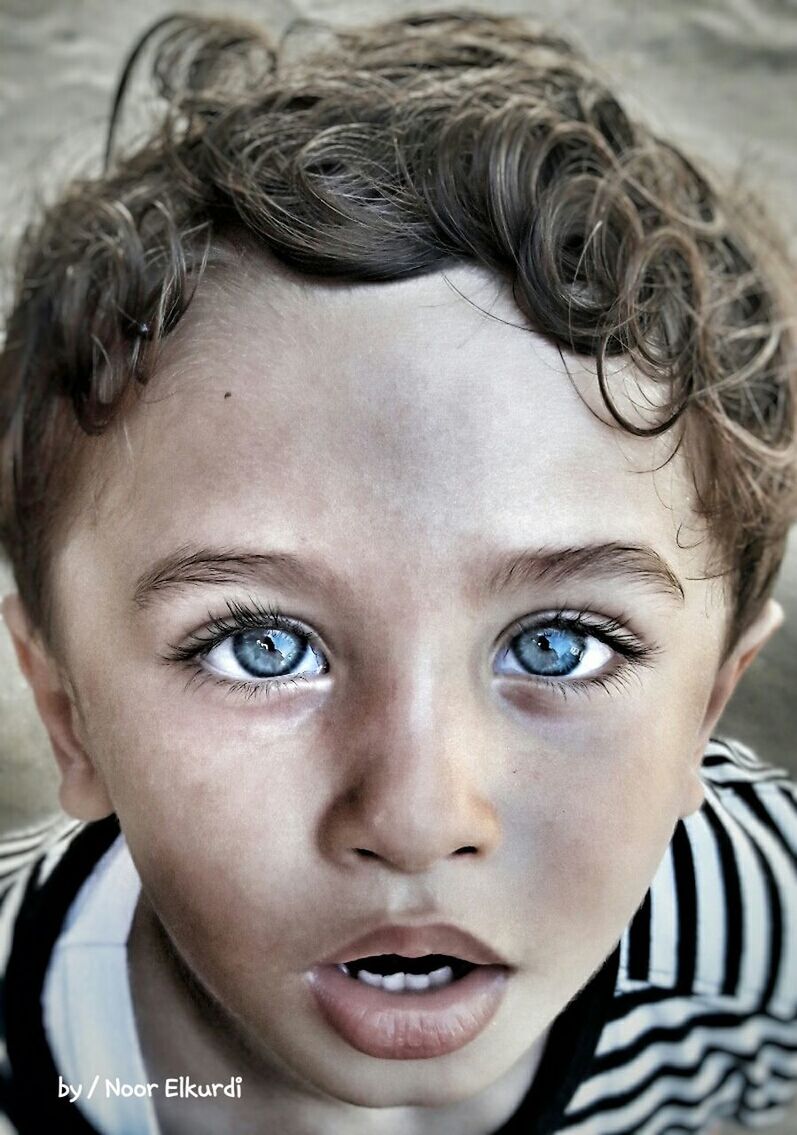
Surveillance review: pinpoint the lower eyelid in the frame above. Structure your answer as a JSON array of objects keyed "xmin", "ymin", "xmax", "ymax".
[
  {"xmin": 182, "ymin": 668, "xmax": 316, "ymax": 702},
  {"xmin": 498, "ymin": 666, "xmax": 640, "ymax": 706},
  {"xmin": 565, "ymin": 668, "xmax": 640, "ymax": 697}
]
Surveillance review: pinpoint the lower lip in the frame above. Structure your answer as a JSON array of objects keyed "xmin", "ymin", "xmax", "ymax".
[{"xmin": 306, "ymin": 964, "xmax": 510, "ymax": 1059}]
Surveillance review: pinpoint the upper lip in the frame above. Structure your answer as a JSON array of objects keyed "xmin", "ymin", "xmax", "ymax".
[{"xmin": 319, "ymin": 923, "xmax": 509, "ymax": 967}]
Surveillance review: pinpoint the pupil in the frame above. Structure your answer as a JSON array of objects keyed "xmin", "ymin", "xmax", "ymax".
[
  {"xmin": 513, "ymin": 627, "xmax": 585, "ymax": 676},
  {"xmin": 232, "ymin": 628, "xmax": 304, "ymax": 677}
]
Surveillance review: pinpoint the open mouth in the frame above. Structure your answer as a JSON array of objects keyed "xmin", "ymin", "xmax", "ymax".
[
  {"xmin": 337, "ymin": 952, "xmax": 477, "ymax": 993},
  {"xmin": 308, "ymin": 949, "xmax": 509, "ymax": 1059}
]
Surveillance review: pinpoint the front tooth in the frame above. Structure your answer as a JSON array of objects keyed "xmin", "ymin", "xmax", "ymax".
[
  {"xmin": 405, "ymin": 973, "xmax": 432, "ymax": 991},
  {"xmin": 382, "ymin": 972, "xmax": 407, "ymax": 992},
  {"xmin": 428, "ymin": 965, "xmax": 454, "ymax": 988},
  {"xmin": 357, "ymin": 969, "xmax": 383, "ymax": 987}
]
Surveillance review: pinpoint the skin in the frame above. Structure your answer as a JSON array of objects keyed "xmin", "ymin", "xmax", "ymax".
[{"xmin": 2, "ymin": 254, "xmax": 783, "ymax": 1135}]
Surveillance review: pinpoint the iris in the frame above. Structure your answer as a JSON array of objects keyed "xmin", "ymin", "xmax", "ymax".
[
  {"xmin": 512, "ymin": 627, "xmax": 586, "ymax": 676},
  {"xmin": 231, "ymin": 628, "xmax": 304, "ymax": 677}
]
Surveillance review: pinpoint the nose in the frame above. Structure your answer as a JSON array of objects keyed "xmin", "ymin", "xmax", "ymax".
[{"xmin": 317, "ymin": 673, "xmax": 502, "ymax": 874}]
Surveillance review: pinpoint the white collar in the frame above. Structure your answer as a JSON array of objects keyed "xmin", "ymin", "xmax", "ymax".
[{"xmin": 42, "ymin": 834, "xmax": 160, "ymax": 1135}]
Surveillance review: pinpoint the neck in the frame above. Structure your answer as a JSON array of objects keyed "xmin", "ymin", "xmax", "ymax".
[{"xmin": 127, "ymin": 893, "xmax": 547, "ymax": 1135}]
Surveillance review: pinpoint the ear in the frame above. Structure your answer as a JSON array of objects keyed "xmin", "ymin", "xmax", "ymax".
[
  {"xmin": 1, "ymin": 593, "xmax": 114, "ymax": 821},
  {"xmin": 681, "ymin": 597, "xmax": 784, "ymax": 818}
]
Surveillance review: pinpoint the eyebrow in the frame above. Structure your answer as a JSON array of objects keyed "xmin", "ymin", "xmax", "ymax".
[
  {"xmin": 477, "ymin": 542, "xmax": 685, "ymax": 604},
  {"xmin": 132, "ymin": 544, "xmax": 340, "ymax": 610},
  {"xmin": 132, "ymin": 540, "xmax": 685, "ymax": 610}
]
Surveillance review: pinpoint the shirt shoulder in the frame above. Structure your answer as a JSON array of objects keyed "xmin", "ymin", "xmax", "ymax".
[
  {"xmin": 615, "ymin": 735, "xmax": 796, "ymax": 1007},
  {"xmin": 0, "ymin": 817, "xmax": 87, "ymax": 1064},
  {"xmin": 559, "ymin": 737, "xmax": 797, "ymax": 1133},
  {"xmin": 0, "ymin": 814, "xmax": 86, "ymax": 974},
  {"xmin": 0, "ymin": 816, "xmax": 117, "ymax": 1135}
]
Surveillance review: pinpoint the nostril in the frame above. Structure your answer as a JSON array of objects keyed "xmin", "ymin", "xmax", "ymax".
[{"xmin": 351, "ymin": 845, "xmax": 479, "ymax": 864}]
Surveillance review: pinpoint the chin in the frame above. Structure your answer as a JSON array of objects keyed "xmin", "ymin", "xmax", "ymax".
[
  {"xmin": 322, "ymin": 1077, "xmax": 479, "ymax": 1111},
  {"xmin": 293, "ymin": 1041, "xmax": 512, "ymax": 1110}
]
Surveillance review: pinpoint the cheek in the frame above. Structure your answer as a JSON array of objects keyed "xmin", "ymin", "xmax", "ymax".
[
  {"xmin": 79, "ymin": 685, "xmax": 331, "ymax": 965},
  {"xmin": 521, "ymin": 778, "xmax": 676, "ymax": 924},
  {"xmin": 501, "ymin": 700, "xmax": 702, "ymax": 955}
]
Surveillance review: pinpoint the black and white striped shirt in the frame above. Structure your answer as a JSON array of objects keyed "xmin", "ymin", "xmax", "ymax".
[{"xmin": 0, "ymin": 736, "xmax": 795, "ymax": 1134}]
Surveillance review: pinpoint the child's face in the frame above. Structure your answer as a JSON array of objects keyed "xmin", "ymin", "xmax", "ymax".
[{"xmin": 52, "ymin": 257, "xmax": 730, "ymax": 1106}]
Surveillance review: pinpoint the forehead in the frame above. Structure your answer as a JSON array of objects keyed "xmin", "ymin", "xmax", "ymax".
[{"xmin": 63, "ymin": 255, "xmax": 714, "ymax": 609}]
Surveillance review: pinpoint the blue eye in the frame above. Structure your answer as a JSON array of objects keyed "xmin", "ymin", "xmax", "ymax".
[
  {"xmin": 163, "ymin": 598, "xmax": 329, "ymax": 699},
  {"xmin": 512, "ymin": 627, "xmax": 587, "ymax": 676},
  {"xmin": 203, "ymin": 625, "xmax": 326, "ymax": 684},
  {"xmin": 495, "ymin": 619, "xmax": 613, "ymax": 681},
  {"xmin": 229, "ymin": 628, "xmax": 306, "ymax": 677}
]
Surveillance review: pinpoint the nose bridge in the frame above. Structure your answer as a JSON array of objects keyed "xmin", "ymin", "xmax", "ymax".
[{"xmin": 319, "ymin": 648, "xmax": 502, "ymax": 872}]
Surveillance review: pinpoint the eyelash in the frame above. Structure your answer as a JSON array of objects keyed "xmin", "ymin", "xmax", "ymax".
[
  {"xmin": 161, "ymin": 599, "xmax": 659, "ymax": 704},
  {"xmin": 504, "ymin": 609, "xmax": 659, "ymax": 703},
  {"xmin": 161, "ymin": 597, "xmax": 324, "ymax": 703}
]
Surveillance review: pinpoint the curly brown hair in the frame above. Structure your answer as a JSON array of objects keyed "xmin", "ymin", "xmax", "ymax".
[{"xmin": 0, "ymin": 8, "xmax": 795, "ymax": 661}]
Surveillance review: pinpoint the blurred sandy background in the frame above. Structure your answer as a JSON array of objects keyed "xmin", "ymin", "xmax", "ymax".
[{"xmin": 0, "ymin": 3, "xmax": 796, "ymax": 1134}]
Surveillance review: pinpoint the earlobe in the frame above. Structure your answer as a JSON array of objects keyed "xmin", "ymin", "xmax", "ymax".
[
  {"xmin": 1, "ymin": 593, "xmax": 114, "ymax": 822},
  {"xmin": 684, "ymin": 598, "xmax": 784, "ymax": 815}
]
